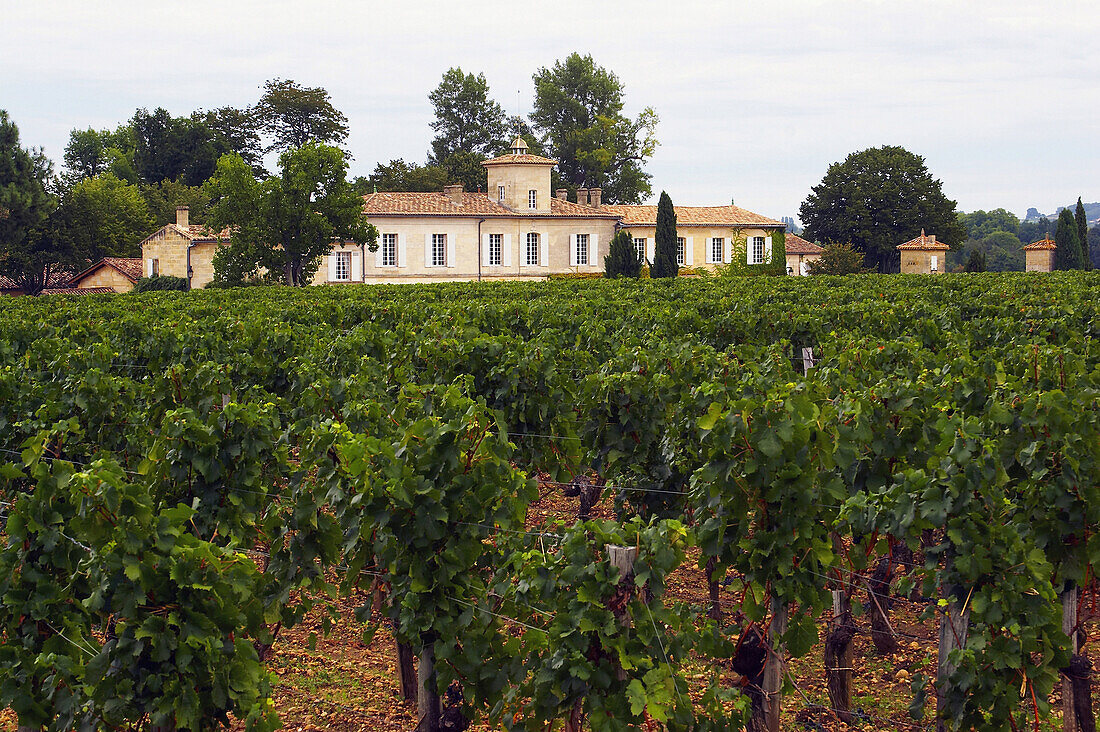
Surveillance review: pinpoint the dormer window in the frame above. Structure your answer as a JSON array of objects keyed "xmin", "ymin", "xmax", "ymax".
[
  {"xmin": 498, "ymin": 185, "xmax": 505, "ymax": 203},
  {"xmin": 529, "ymin": 190, "xmax": 537, "ymax": 209}
]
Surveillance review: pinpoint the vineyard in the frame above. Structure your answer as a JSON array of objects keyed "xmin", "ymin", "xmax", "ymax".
[{"xmin": 1, "ymin": 273, "xmax": 1099, "ymax": 732}]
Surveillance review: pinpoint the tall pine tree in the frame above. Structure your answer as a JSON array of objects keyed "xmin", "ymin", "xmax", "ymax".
[
  {"xmin": 604, "ymin": 229, "xmax": 642, "ymax": 278},
  {"xmin": 1054, "ymin": 208, "xmax": 1084, "ymax": 270},
  {"xmin": 651, "ymin": 191, "xmax": 678, "ymax": 278},
  {"xmin": 1075, "ymin": 198, "xmax": 1090, "ymax": 271}
]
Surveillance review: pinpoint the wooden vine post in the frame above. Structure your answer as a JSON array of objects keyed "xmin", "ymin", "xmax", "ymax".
[
  {"xmin": 825, "ymin": 588, "xmax": 855, "ymax": 722},
  {"xmin": 935, "ymin": 591, "xmax": 970, "ymax": 732},
  {"xmin": 418, "ymin": 638, "xmax": 441, "ymax": 732},
  {"xmin": 1061, "ymin": 583, "xmax": 1096, "ymax": 732},
  {"xmin": 763, "ymin": 598, "xmax": 788, "ymax": 732}
]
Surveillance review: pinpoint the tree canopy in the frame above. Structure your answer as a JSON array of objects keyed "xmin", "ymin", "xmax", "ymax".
[
  {"xmin": 530, "ymin": 53, "xmax": 658, "ymax": 205},
  {"xmin": 130, "ymin": 108, "xmax": 229, "ymax": 187},
  {"xmin": 205, "ymin": 144, "xmax": 376, "ymax": 287},
  {"xmin": 428, "ymin": 68, "xmax": 506, "ymax": 163},
  {"xmin": 959, "ymin": 208, "xmax": 1019, "ymax": 240},
  {"xmin": 799, "ymin": 145, "xmax": 965, "ymax": 273},
  {"xmin": 194, "ymin": 106, "xmax": 264, "ymax": 172},
  {"xmin": 62, "ymin": 173, "xmax": 153, "ymax": 260},
  {"xmin": 254, "ymin": 79, "xmax": 349, "ymax": 154},
  {"xmin": 363, "ymin": 159, "xmax": 450, "ymax": 194},
  {"xmin": 604, "ymin": 229, "xmax": 642, "ymax": 278},
  {"xmin": 1054, "ymin": 208, "xmax": 1085, "ymax": 270},
  {"xmin": 805, "ymin": 242, "xmax": 867, "ymax": 275},
  {"xmin": 1075, "ymin": 198, "xmax": 1090, "ymax": 271},
  {"xmin": 0, "ymin": 110, "xmax": 69, "ymax": 294}
]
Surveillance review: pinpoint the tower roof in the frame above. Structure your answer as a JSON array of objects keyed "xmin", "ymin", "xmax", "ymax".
[{"xmin": 1023, "ymin": 236, "xmax": 1057, "ymax": 251}]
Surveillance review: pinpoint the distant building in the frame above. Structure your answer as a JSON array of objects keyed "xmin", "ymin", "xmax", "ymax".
[
  {"xmin": 68, "ymin": 257, "xmax": 143, "ymax": 293},
  {"xmin": 783, "ymin": 234, "xmax": 824, "ymax": 276},
  {"xmin": 898, "ymin": 229, "xmax": 949, "ymax": 274},
  {"xmin": 142, "ymin": 138, "xmax": 785, "ymax": 286},
  {"xmin": 1023, "ymin": 236, "xmax": 1056, "ymax": 272}
]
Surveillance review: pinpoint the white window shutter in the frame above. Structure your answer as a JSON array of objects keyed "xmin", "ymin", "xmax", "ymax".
[
  {"xmin": 146, "ymin": 258, "xmax": 153, "ymax": 276},
  {"xmin": 569, "ymin": 234, "xmax": 578, "ymax": 266},
  {"xmin": 447, "ymin": 235, "xmax": 456, "ymax": 268},
  {"xmin": 745, "ymin": 237, "xmax": 753, "ymax": 265},
  {"xmin": 765, "ymin": 235, "xmax": 773, "ymax": 264},
  {"xmin": 327, "ymin": 254, "xmax": 337, "ymax": 281},
  {"xmin": 591, "ymin": 234, "xmax": 599, "ymax": 265},
  {"xmin": 374, "ymin": 240, "xmax": 383, "ymax": 267},
  {"xmin": 424, "ymin": 233, "xmax": 433, "ymax": 268},
  {"xmin": 398, "ymin": 233, "xmax": 407, "ymax": 267},
  {"xmin": 503, "ymin": 234, "xmax": 512, "ymax": 267},
  {"xmin": 646, "ymin": 240, "xmax": 655, "ymax": 262},
  {"xmin": 685, "ymin": 237, "xmax": 694, "ymax": 265},
  {"xmin": 351, "ymin": 250, "xmax": 362, "ymax": 281},
  {"xmin": 540, "ymin": 232, "xmax": 549, "ymax": 266},
  {"xmin": 482, "ymin": 233, "xmax": 490, "ymax": 265}
]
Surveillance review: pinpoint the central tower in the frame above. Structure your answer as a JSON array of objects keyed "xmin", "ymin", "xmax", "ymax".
[{"xmin": 482, "ymin": 137, "xmax": 557, "ymax": 213}]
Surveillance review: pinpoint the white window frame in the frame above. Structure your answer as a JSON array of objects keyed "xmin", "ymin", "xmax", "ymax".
[
  {"xmin": 711, "ymin": 238, "xmax": 725, "ymax": 264},
  {"xmin": 498, "ymin": 185, "xmax": 506, "ymax": 203},
  {"xmin": 334, "ymin": 250, "xmax": 351, "ymax": 281},
  {"xmin": 432, "ymin": 234, "xmax": 447, "ymax": 267},
  {"xmin": 529, "ymin": 189, "xmax": 537, "ymax": 209},
  {"xmin": 676, "ymin": 237, "xmax": 685, "ymax": 266},
  {"xmin": 576, "ymin": 233, "xmax": 589, "ymax": 265},
  {"xmin": 488, "ymin": 233, "xmax": 502, "ymax": 266},
  {"xmin": 381, "ymin": 233, "xmax": 397, "ymax": 267},
  {"xmin": 634, "ymin": 238, "xmax": 646, "ymax": 261},
  {"xmin": 525, "ymin": 233, "xmax": 539, "ymax": 266},
  {"xmin": 751, "ymin": 236, "xmax": 765, "ymax": 265}
]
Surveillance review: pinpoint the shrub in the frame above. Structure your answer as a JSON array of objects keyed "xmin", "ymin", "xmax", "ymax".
[
  {"xmin": 806, "ymin": 243, "xmax": 868, "ymax": 275},
  {"xmin": 604, "ymin": 230, "xmax": 642, "ymax": 278},
  {"xmin": 133, "ymin": 275, "xmax": 189, "ymax": 293}
]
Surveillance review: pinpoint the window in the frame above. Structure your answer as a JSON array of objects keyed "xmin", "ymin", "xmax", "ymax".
[
  {"xmin": 576, "ymin": 234, "xmax": 589, "ymax": 265},
  {"xmin": 151, "ymin": 259, "xmax": 160, "ymax": 276},
  {"xmin": 529, "ymin": 189, "xmax": 537, "ymax": 209},
  {"xmin": 381, "ymin": 233, "xmax": 397, "ymax": 267},
  {"xmin": 711, "ymin": 238, "xmax": 725, "ymax": 264},
  {"xmin": 930, "ymin": 255, "xmax": 938, "ymax": 272},
  {"xmin": 751, "ymin": 236, "xmax": 765, "ymax": 264},
  {"xmin": 488, "ymin": 234, "xmax": 502, "ymax": 266},
  {"xmin": 634, "ymin": 238, "xmax": 646, "ymax": 261},
  {"xmin": 498, "ymin": 185, "xmax": 505, "ymax": 203},
  {"xmin": 334, "ymin": 250, "xmax": 351, "ymax": 281},
  {"xmin": 676, "ymin": 237, "xmax": 686, "ymax": 266},
  {"xmin": 432, "ymin": 234, "xmax": 447, "ymax": 267},
  {"xmin": 526, "ymin": 233, "xmax": 540, "ymax": 265}
]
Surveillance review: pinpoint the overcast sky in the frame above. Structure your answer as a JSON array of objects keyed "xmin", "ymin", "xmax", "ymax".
[{"xmin": 3, "ymin": 0, "xmax": 1097, "ymax": 223}]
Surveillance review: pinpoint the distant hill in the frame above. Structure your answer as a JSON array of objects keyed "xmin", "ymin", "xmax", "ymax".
[{"xmin": 1024, "ymin": 202, "xmax": 1100, "ymax": 227}]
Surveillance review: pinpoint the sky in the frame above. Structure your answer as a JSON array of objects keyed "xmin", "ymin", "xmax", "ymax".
[{"xmin": 2, "ymin": 0, "xmax": 1098, "ymax": 224}]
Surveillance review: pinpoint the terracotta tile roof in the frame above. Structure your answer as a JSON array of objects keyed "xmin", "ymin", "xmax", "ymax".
[
  {"xmin": 71, "ymin": 257, "xmax": 144, "ymax": 285},
  {"xmin": 0, "ymin": 269, "xmax": 75, "ymax": 290},
  {"xmin": 784, "ymin": 233, "xmax": 824, "ymax": 255},
  {"xmin": 603, "ymin": 204, "xmax": 783, "ymax": 228},
  {"xmin": 897, "ymin": 229, "xmax": 949, "ymax": 251},
  {"xmin": 0, "ymin": 275, "xmax": 18, "ymax": 290},
  {"xmin": 362, "ymin": 192, "xmax": 618, "ymax": 219},
  {"xmin": 40, "ymin": 287, "xmax": 116, "ymax": 295},
  {"xmin": 1023, "ymin": 237, "xmax": 1057, "ymax": 251},
  {"xmin": 481, "ymin": 153, "xmax": 558, "ymax": 167},
  {"xmin": 171, "ymin": 224, "xmax": 232, "ymax": 241}
]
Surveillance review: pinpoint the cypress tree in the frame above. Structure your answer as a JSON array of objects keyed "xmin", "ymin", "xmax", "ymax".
[
  {"xmin": 604, "ymin": 229, "xmax": 642, "ymax": 278},
  {"xmin": 651, "ymin": 191, "xmax": 678, "ymax": 278},
  {"xmin": 1075, "ymin": 198, "xmax": 1090, "ymax": 270},
  {"xmin": 1054, "ymin": 208, "xmax": 1084, "ymax": 270}
]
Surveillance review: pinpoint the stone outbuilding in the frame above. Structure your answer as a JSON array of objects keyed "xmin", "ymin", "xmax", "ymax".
[
  {"xmin": 783, "ymin": 234, "xmax": 824, "ymax": 276},
  {"xmin": 139, "ymin": 206, "xmax": 230, "ymax": 289},
  {"xmin": 898, "ymin": 229, "xmax": 949, "ymax": 274},
  {"xmin": 1023, "ymin": 236, "xmax": 1056, "ymax": 272},
  {"xmin": 68, "ymin": 257, "xmax": 143, "ymax": 293}
]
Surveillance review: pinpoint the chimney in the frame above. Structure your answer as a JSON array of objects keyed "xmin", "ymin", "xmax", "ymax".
[
  {"xmin": 176, "ymin": 205, "xmax": 189, "ymax": 227},
  {"xmin": 577, "ymin": 188, "xmax": 589, "ymax": 206},
  {"xmin": 556, "ymin": 188, "xmax": 568, "ymax": 201},
  {"xmin": 588, "ymin": 188, "xmax": 601, "ymax": 208},
  {"xmin": 443, "ymin": 184, "xmax": 463, "ymax": 205}
]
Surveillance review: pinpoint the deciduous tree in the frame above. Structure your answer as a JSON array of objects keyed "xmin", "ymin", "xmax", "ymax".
[
  {"xmin": 194, "ymin": 106, "xmax": 264, "ymax": 172},
  {"xmin": 63, "ymin": 125, "xmax": 138, "ymax": 185},
  {"xmin": 800, "ymin": 146, "xmax": 965, "ymax": 273},
  {"xmin": 205, "ymin": 143, "xmax": 376, "ymax": 286},
  {"xmin": 428, "ymin": 68, "xmax": 506, "ymax": 163},
  {"xmin": 364, "ymin": 159, "xmax": 450, "ymax": 193},
  {"xmin": 64, "ymin": 173, "xmax": 154, "ymax": 260},
  {"xmin": 131, "ymin": 108, "xmax": 229, "ymax": 186},
  {"xmin": 530, "ymin": 53, "xmax": 658, "ymax": 205},
  {"xmin": 254, "ymin": 78, "xmax": 349, "ymax": 154},
  {"xmin": 650, "ymin": 191, "xmax": 678, "ymax": 278},
  {"xmin": 806, "ymin": 242, "xmax": 868, "ymax": 275}
]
